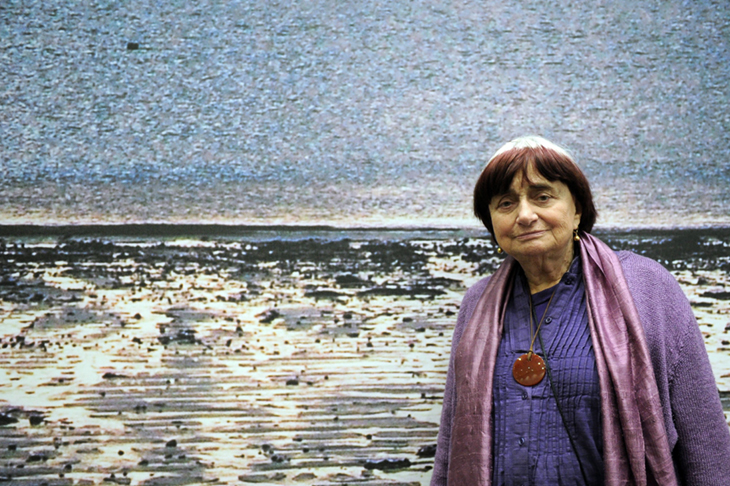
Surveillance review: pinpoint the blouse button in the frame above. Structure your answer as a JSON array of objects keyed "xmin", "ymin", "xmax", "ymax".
[
  {"xmin": 521, "ymin": 391, "xmax": 528, "ymax": 400},
  {"xmin": 544, "ymin": 316, "xmax": 553, "ymax": 324},
  {"xmin": 519, "ymin": 437, "xmax": 526, "ymax": 446},
  {"xmin": 564, "ymin": 275, "xmax": 575, "ymax": 285}
]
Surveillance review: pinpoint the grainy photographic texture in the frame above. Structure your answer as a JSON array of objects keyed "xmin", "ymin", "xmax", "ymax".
[{"xmin": 2, "ymin": 0, "xmax": 730, "ymax": 484}]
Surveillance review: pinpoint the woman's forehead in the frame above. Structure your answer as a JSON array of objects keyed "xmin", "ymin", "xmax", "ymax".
[
  {"xmin": 495, "ymin": 168, "xmax": 569, "ymax": 199},
  {"xmin": 509, "ymin": 164, "xmax": 551, "ymax": 188}
]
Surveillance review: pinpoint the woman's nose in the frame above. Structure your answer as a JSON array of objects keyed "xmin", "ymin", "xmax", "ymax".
[{"xmin": 516, "ymin": 200, "xmax": 538, "ymax": 225}]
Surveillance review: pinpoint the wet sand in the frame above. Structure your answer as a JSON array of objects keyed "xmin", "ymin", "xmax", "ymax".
[{"xmin": 1, "ymin": 228, "xmax": 729, "ymax": 485}]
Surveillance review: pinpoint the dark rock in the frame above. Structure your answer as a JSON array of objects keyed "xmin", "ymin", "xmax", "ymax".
[
  {"xmin": 335, "ymin": 274, "xmax": 369, "ymax": 287},
  {"xmin": 126, "ymin": 42, "xmax": 139, "ymax": 50},
  {"xmin": 286, "ymin": 379, "xmax": 299, "ymax": 386},
  {"xmin": 417, "ymin": 444, "xmax": 437, "ymax": 458},
  {"xmin": 0, "ymin": 414, "xmax": 19, "ymax": 426},
  {"xmin": 29, "ymin": 415, "xmax": 44, "ymax": 426},
  {"xmin": 701, "ymin": 290, "xmax": 730, "ymax": 300},
  {"xmin": 258, "ymin": 309, "xmax": 281, "ymax": 324},
  {"xmin": 158, "ymin": 329, "xmax": 198, "ymax": 345},
  {"xmin": 363, "ymin": 458, "xmax": 412, "ymax": 470},
  {"xmin": 691, "ymin": 301, "xmax": 713, "ymax": 307},
  {"xmin": 102, "ymin": 372, "xmax": 127, "ymax": 379},
  {"xmin": 306, "ymin": 289, "xmax": 344, "ymax": 299},
  {"xmin": 26, "ymin": 454, "xmax": 46, "ymax": 462},
  {"xmin": 165, "ymin": 439, "xmax": 177, "ymax": 448}
]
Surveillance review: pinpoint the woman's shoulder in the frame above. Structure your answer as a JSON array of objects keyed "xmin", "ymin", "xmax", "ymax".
[
  {"xmin": 615, "ymin": 250, "xmax": 694, "ymax": 334},
  {"xmin": 615, "ymin": 250, "xmax": 679, "ymax": 290}
]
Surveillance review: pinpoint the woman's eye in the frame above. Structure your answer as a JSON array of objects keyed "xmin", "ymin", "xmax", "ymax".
[
  {"xmin": 498, "ymin": 200, "xmax": 513, "ymax": 209},
  {"xmin": 536, "ymin": 194, "xmax": 551, "ymax": 202}
]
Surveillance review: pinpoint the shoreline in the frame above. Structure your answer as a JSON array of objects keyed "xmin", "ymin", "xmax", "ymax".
[{"xmin": 2, "ymin": 223, "xmax": 730, "ymax": 239}]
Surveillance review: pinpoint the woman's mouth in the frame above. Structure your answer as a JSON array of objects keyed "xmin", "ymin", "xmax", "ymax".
[{"xmin": 516, "ymin": 230, "xmax": 546, "ymax": 240}]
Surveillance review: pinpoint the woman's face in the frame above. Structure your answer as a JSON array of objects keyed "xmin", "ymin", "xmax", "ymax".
[{"xmin": 489, "ymin": 164, "xmax": 581, "ymax": 265}]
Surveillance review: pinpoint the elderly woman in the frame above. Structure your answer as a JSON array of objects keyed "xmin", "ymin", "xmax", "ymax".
[{"xmin": 431, "ymin": 136, "xmax": 730, "ymax": 485}]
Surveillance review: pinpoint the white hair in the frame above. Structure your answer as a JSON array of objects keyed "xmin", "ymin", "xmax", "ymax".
[{"xmin": 488, "ymin": 135, "xmax": 573, "ymax": 163}]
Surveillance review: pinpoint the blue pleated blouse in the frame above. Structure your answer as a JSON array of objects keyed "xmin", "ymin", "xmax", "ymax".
[{"xmin": 491, "ymin": 257, "xmax": 604, "ymax": 485}]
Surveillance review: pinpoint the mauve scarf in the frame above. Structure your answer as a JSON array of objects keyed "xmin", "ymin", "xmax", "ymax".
[{"xmin": 446, "ymin": 233, "xmax": 677, "ymax": 486}]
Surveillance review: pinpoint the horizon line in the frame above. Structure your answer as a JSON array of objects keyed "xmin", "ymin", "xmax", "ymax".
[{"xmin": 2, "ymin": 222, "xmax": 730, "ymax": 238}]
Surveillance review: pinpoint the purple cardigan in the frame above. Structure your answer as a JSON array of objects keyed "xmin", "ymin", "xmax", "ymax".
[{"xmin": 431, "ymin": 251, "xmax": 730, "ymax": 485}]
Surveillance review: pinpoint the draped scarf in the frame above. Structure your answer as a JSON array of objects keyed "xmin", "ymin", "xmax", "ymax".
[{"xmin": 446, "ymin": 233, "xmax": 677, "ymax": 486}]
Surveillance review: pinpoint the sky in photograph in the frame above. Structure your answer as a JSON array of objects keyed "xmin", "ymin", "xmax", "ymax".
[{"xmin": 2, "ymin": 0, "xmax": 729, "ymax": 228}]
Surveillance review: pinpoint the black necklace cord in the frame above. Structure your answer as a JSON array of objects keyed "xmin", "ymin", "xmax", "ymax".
[{"xmin": 533, "ymin": 300, "xmax": 590, "ymax": 485}]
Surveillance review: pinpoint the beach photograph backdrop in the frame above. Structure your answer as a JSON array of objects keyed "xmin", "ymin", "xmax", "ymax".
[{"xmin": 2, "ymin": 1, "xmax": 730, "ymax": 485}]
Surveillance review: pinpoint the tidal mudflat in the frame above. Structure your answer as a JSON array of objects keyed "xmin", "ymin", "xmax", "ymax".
[{"xmin": 1, "ymin": 227, "xmax": 729, "ymax": 485}]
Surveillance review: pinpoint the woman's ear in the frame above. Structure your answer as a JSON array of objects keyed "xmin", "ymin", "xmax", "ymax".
[{"xmin": 573, "ymin": 199, "xmax": 582, "ymax": 229}]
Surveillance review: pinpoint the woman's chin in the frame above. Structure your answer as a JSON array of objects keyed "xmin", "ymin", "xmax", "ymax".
[{"xmin": 508, "ymin": 240, "xmax": 572, "ymax": 261}]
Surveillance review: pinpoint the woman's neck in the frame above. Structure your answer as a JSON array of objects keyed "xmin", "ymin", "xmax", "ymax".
[{"xmin": 518, "ymin": 246, "xmax": 575, "ymax": 294}]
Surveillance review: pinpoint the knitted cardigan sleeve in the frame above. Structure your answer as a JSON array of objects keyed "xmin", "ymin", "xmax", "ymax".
[
  {"xmin": 430, "ymin": 277, "xmax": 491, "ymax": 486},
  {"xmin": 618, "ymin": 251, "xmax": 730, "ymax": 485}
]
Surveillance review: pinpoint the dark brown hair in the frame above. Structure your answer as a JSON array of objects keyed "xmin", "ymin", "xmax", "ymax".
[{"xmin": 473, "ymin": 137, "xmax": 597, "ymax": 237}]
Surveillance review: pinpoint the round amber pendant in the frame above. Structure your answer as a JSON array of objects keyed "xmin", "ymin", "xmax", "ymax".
[{"xmin": 512, "ymin": 352, "xmax": 546, "ymax": 386}]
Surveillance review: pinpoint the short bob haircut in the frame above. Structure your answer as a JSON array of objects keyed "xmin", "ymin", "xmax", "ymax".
[{"xmin": 474, "ymin": 136, "xmax": 597, "ymax": 238}]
